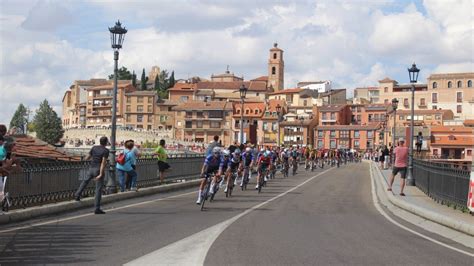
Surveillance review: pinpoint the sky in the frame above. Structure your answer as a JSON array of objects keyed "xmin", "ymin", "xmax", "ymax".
[{"xmin": 0, "ymin": 0, "xmax": 473, "ymax": 125}]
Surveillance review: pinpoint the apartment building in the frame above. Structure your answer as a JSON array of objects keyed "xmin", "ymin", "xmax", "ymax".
[
  {"xmin": 155, "ymin": 99, "xmax": 178, "ymax": 131},
  {"xmin": 258, "ymin": 99, "xmax": 287, "ymax": 146},
  {"xmin": 124, "ymin": 90, "xmax": 156, "ymax": 130},
  {"xmin": 173, "ymin": 100, "xmax": 233, "ymax": 145},
  {"xmin": 430, "ymin": 126, "xmax": 474, "ymax": 163},
  {"xmin": 232, "ymin": 101, "xmax": 266, "ymax": 144}
]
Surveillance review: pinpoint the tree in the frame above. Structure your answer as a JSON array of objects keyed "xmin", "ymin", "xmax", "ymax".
[
  {"xmin": 169, "ymin": 70, "xmax": 176, "ymax": 88},
  {"xmin": 33, "ymin": 100, "xmax": 64, "ymax": 145},
  {"xmin": 108, "ymin": 66, "xmax": 133, "ymax": 80},
  {"xmin": 158, "ymin": 70, "xmax": 169, "ymax": 90},
  {"xmin": 154, "ymin": 74, "xmax": 161, "ymax": 91},
  {"xmin": 140, "ymin": 68, "xmax": 147, "ymax": 90},
  {"xmin": 132, "ymin": 70, "xmax": 137, "ymax": 88},
  {"xmin": 9, "ymin": 104, "xmax": 28, "ymax": 134}
]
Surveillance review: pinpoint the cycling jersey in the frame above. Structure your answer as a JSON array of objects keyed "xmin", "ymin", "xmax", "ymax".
[
  {"xmin": 227, "ymin": 154, "xmax": 241, "ymax": 171},
  {"xmin": 241, "ymin": 152, "xmax": 254, "ymax": 167},
  {"xmin": 271, "ymin": 152, "xmax": 278, "ymax": 163},
  {"xmin": 204, "ymin": 154, "xmax": 224, "ymax": 174},
  {"xmin": 258, "ymin": 155, "xmax": 271, "ymax": 166}
]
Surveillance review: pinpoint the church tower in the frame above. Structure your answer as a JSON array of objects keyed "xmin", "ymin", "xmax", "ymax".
[{"xmin": 268, "ymin": 43, "xmax": 284, "ymax": 91}]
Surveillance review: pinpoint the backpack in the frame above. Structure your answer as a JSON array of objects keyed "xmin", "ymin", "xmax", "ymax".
[{"xmin": 117, "ymin": 151, "xmax": 129, "ymax": 165}]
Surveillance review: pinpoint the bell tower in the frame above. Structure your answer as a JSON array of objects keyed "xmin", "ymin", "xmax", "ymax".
[{"xmin": 268, "ymin": 43, "xmax": 284, "ymax": 91}]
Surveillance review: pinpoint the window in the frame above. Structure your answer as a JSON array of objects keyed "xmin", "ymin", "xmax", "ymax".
[
  {"xmin": 237, "ymin": 109, "xmax": 241, "ymax": 114},
  {"xmin": 399, "ymin": 115, "xmax": 404, "ymax": 120},
  {"xmin": 356, "ymin": 115, "xmax": 361, "ymax": 122},
  {"xmin": 354, "ymin": 140, "xmax": 360, "ymax": 149},
  {"xmin": 433, "ymin": 149, "xmax": 438, "ymax": 155},
  {"xmin": 210, "ymin": 121, "xmax": 220, "ymax": 128},
  {"xmin": 126, "ymin": 115, "xmax": 130, "ymax": 122},
  {"xmin": 457, "ymin": 81, "xmax": 462, "ymax": 88},
  {"xmin": 330, "ymin": 112, "xmax": 336, "ymax": 120},
  {"xmin": 255, "ymin": 109, "xmax": 259, "ymax": 114},
  {"xmin": 197, "ymin": 112, "xmax": 204, "ymax": 118},
  {"xmin": 468, "ymin": 80, "xmax": 472, "ymax": 87},
  {"xmin": 209, "ymin": 111, "xmax": 223, "ymax": 118},
  {"xmin": 403, "ymin": 98, "xmax": 409, "ymax": 107},
  {"xmin": 137, "ymin": 96, "xmax": 143, "ymax": 103},
  {"xmin": 457, "ymin": 105, "xmax": 462, "ymax": 113},
  {"xmin": 322, "ymin": 112, "xmax": 327, "ymax": 120},
  {"xmin": 263, "ymin": 122, "xmax": 268, "ymax": 131},
  {"xmin": 420, "ymin": 98, "xmax": 426, "ymax": 106},
  {"xmin": 272, "ymin": 122, "xmax": 277, "ymax": 131},
  {"xmin": 457, "ymin": 92, "xmax": 462, "ymax": 102},
  {"xmin": 147, "ymin": 115, "xmax": 152, "ymax": 122},
  {"xmin": 126, "ymin": 97, "xmax": 131, "ymax": 103},
  {"xmin": 340, "ymin": 130, "xmax": 349, "ymax": 138},
  {"xmin": 383, "ymin": 87, "xmax": 388, "ymax": 93},
  {"xmin": 126, "ymin": 105, "xmax": 131, "ymax": 112},
  {"xmin": 432, "ymin": 93, "xmax": 438, "ymax": 103},
  {"xmin": 467, "ymin": 150, "xmax": 472, "ymax": 156},
  {"xmin": 273, "ymin": 53, "xmax": 277, "ymax": 59},
  {"xmin": 432, "ymin": 82, "xmax": 437, "ymax": 89},
  {"xmin": 303, "ymin": 100, "xmax": 307, "ymax": 106},
  {"xmin": 196, "ymin": 121, "xmax": 203, "ymax": 128},
  {"xmin": 180, "ymin": 96, "xmax": 189, "ymax": 102},
  {"xmin": 272, "ymin": 67, "xmax": 276, "ymax": 75},
  {"xmin": 185, "ymin": 121, "xmax": 192, "ymax": 128},
  {"xmin": 384, "ymin": 99, "xmax": 388, "ymax": 104},
  {"xmin": 374, "ymin": 114, "xmax": 379, "ymax": 121},
  {"xmin": 185, "ymin": 111, "xmax": 192, "ymax": 118},
  {"xmin": 147, "ymin": 105, "xmax": 152, "ymax": 112},
  {"xmin": 330, "ymin": 130, "xmax": 336, "ymax": 137},
  {"xmin": 246, "ymin": 109, "xmax": 250, "ymax": 114},
  {"xmin": 367, "ymin": 131, "xmax": 373, "ymax": 138},
  {"xmin": 330, "ymin": 140, "xmax": 336, "ymax": 149},
  {"xmin": 367, "ymin": 140, "xmax": 373, "ymax": 149},
  {"xmin": 432, "ymin": 105, "xmax": 437, "ymax": 110},
  {"xmin": 448, "ymin": 81, "xmax": 452, "ymax": 88},
  {"xmin": 435, "ymin": 114, "xmax": 441, "ymax": 120},
  {"xmin": 317, "ymin": 140, "xmax": 323, "ymax": 148},
  {"xmin": 318, "ymin": 130, "xmax": 323, "ymax": 137},
  {"xmin": 137, "ymin": 105, "xmax": 143, "ymax": 112},
  {"xmin": 137, "ymin": 115, "xmax": 143, "ymax": 123},
  {"xmin": 354, "ymin": 130, "xmax": 360, "ymax": 138}
]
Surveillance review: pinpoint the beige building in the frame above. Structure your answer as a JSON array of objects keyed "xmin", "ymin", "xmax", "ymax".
[
  {"xmin": 354, "ymin": 72, "xmax": 474, "ymax": 121},
  {"xmin": 124, "ymin": 90, "xmax": 157, "ymax": 130}
]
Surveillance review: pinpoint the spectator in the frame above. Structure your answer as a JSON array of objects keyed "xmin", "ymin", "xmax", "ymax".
[
  {"xmin": 125, "ymin": 140, "xmax": 141, "ymax": 190},
  {"xmin": 206, "ymin": 135, "xmax": 220, "ymax": 156},
  {"xmin": 117, "ymin": 140, "xmax": 138, "ymax": 192},
  {"xmin": 154, "ymin": 139, "xmax": 169, "ymax": 184},
  {"xmin": 0, "ymin": 136, "xmax": 6, "ymax": 161},
  {"xmin": 74, "ymin": 136, "xmax": 109, "ymax": 214},
  {"xmin": 416, "ymin": 132, "xmax": 423, "ymax": 153},
  {"xmin": 388, "ymin": 138, "xmax": 409, "ymax": 196}
]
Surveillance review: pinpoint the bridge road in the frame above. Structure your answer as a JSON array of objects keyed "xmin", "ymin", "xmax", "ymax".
[{"xmin": 0, "ymin": 163, "xmax": 472, "ymax": 265}]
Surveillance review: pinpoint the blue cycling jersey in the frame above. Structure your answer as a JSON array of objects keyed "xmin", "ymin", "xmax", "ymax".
[
  {"xmin": 204, "ymin": 154, "xmax": 224, "ymax": 170},
  {"xmin": 242, "ymin": 152, "xmax": 254, "ymax": 166}
]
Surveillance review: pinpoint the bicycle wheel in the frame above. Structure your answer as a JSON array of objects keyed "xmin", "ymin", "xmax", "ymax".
[{"xmin": 200, "ymin": 178, "xmax": 211, "ymax": 211}]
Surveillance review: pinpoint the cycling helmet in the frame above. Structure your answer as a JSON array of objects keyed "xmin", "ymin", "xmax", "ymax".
[
  {"xmin": 222, "ymin": 149, "xmax": 230, "ymax": 157},
  {"xmin": 264, "ymin": 151, "xmax": 270, "ymax": 157},
  {"xmin": 284, "ymin": 148, "xmax": 288, "ymax": 152},
  {"xmin": 245, "ymin": 147, "xmax": 251, "ymax": 152},
  {"xmin": 260, "ymin": 148, "xmax": 265, "ymax": 152},
  {"xmin": 234, "ymin": 148, "xmax": 241, "ymax": 155},
  {"xmin": 212, "ymin": 147, "xmax": 221, "ymax": 155}
]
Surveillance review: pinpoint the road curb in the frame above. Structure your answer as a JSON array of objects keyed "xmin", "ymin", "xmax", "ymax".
[
  {"xmin": 369, "ymin": 161, "xmax": 474, "ymax": 237},
  {"xmin": 0, "ymin": 179, "xmax": 200, "ymax": 225}
]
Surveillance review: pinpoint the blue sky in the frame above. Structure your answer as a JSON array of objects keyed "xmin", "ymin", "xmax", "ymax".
[{"xmin": 0, "ymin": 0, "xmax": 472, "ymax": 125}]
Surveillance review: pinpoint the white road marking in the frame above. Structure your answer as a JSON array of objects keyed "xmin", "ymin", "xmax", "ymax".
[
  {"xmin": 0, "ymin": 191, "xmax": 196, "ymax": 234},
  {"xmin": 369, "ymin": 163, "xmax": 474, "ymax": 257},
  {"xmin": 125, "ymin": 168, "xmax": 335, "ymax": 266}
]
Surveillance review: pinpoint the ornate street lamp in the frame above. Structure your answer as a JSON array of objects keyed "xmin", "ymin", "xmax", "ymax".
[
  {"xmin": 276, "ymin": 104, "xmax": 282, "ymax": 147},
  {"xmin": 391, "ymin": 98, "xmax": 399, "ymax": 168},
  {"xmin": 299, "ymin": 116, "xmax": 305, "ymax": 146},
  {"xmin": 239, "ymin": 84, "xmax": 247, "ymax": 144},
  {"xmin": 407, "ymin": 63, "xmax": 420, "ymax": 186},
  {"xmin": 107, "ymin": 20, "xmax": 127, "ymax": 194}
]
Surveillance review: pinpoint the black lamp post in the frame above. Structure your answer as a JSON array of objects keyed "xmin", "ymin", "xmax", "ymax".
[
  {"xmin": 391, "ymin": 98, "xmax": 399, "ymax": 168},
  {"xmin": 407, "ymin": 63, "xmax": 420, "ymax": 186},
  {"xmin": 107, "ymin": 20, "xmax": 127, "ymax": 194},
  {"xmin": 276, "ymin": 104, "xmax": 282, "ymax": 147},
  {"xmin": 239, "ymin": 84, "xmax": 247, "ymax": 144},
  {"xmin": 299, "ymin": 116, "xmax": 304, "ymax": 145}
]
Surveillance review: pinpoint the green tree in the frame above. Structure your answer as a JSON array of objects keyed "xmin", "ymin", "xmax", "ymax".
[
  {"xmin": 169, "ymin": 70, "xmax": 176, "ymax": 88},
  {"xmin": 140, "ymin": 68, "xmax": 147, "ymax": 90},
  {"xmin": 108, "ymin": 66, "xmax": 133, "ymax": 80},
  {"xmin": 33, "ymin": 100, "xmax": 64, "ymax": 145},
  {"xmin": 158, "ymin": 70, "xmax": 169, "ymax": 90},
  {"xmin": 9, "ymin": 103, "xmax": 28, "ymax": 133},
  {"xmin": 132, "ymin": 70, "xmax": 137, "ymax": 87},
  {"xmin": 154, "ymin": 74, "xmax": 161, "ymax": 91}
]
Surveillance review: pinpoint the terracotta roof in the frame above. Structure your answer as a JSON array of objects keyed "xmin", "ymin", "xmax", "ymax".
[
  {"xmin": 379, "ymin": 77, "xmax": 396, "ymax": 83},
  {"xmin": 126, "ymin": 90, "xmax": 157, "ymax": 96},
  {"xmin": 195, "ymin": 81, "xmax": 268, "ymax": 91},
  {"xmin": 267, "ymin": 99, "xmax": 286, "ymax": 112},
  {"xmin": 319, "ymin": 88, "xmax": 346, "ymax": 97},
  {"xmin": 232, "ymin": 102, "xmax": 265, "ymax": 118},
  {"xmin": 396, "ymin": 109, "xmax": 453, "ymax": 116},
  {"xmin": 428, "ymin": 72, "xmax": 474, "ymax": 80},
  {"xmin": 319, "ymin": 105, "xmax": 347, "ymax": 112},
  {"xmin": 430, "ymin": 126, "xmax": 474, "ymax": 133},
  {"xmin": 315, "ymin": 123, "xmax": 382, "ymax": 131},
  {"xmin": 251, "ymin": 76, "xmax": 268, "ymax": 82},
  {"xmin": 88, "ymin": 83, "xmax": 135, "ymax": 91},
  {"xmin": 13, "ymin": 135, "xmax": 81, "ymax": 161},
  {"xmin": 172, "ymin": 100, "xmax": 232, "ymax": 111},
  {"xmin": 157, "ymin": 99, "xmax": 179, "ymax": 106},
  {"xmin": 269, "ymin": 88, "xmax": 303, "ymax": 95},
  {"xmin": 365, "ymin": 104, "xmax": 390, "ymax": 111},
  {"xmin": 168, "ymin": 83, "xmax": 196, "ymax": 91},
  {"xmin": 431, "ymin": 136, "xmax": 474, "ymax": 146},
  {"xmin": 463, "ymin": 119, "xmax": 474, "ymax": 126},
  {"xmin": 395, "ymin": 84, "xmax": 428, "ymax": 89},
  {"xmin": 75, "ymin": 79, "xmax": 109, "ymax": 86},
  {"xmin": 280, "ymin": 120, "xmax": 314, "ymax": 126}
]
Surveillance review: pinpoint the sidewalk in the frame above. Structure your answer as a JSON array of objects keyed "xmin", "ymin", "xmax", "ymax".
[{"xmin": 371, "ymin": 161, "xmax": 474, "ymax": 237}]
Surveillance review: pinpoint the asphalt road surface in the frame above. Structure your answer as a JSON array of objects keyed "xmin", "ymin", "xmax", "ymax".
[{"xmin": 0, "ymin": 162, "xmax": 472, "ymax": 265}]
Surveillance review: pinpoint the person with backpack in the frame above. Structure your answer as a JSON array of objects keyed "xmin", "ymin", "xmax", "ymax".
[
  {"xmin": 416, "ymin": 132, "xmax": 423, "ymax": 154},
  {"xmin": 117, "ymin": 140, "xmax": 138, "ymax": 192},
  {"xmin": 74, "ymin": 136, "xmax": 109, "ymax": 214}
]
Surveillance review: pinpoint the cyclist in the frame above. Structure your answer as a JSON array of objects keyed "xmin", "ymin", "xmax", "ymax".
[
  {"xmin": 268, "ymin": 148, "xmax": 278, "ymax": 179},
  {"xmin": 290, "ymin": 147, "xmax": 298, "ymax": 174},
  {"xmin": 309, "ymin": 147, "xmax": 317, "ymax": 170},
  {"xmin": 196, "ymin": 147, "xmax": 224, "ymax": 205},
  {"xmin": 224, "ymin": 149, "xmax": 242, "ymax": 194},
  {"xmin": 280, "ymin": 148, "xmax": 290, "ymax": 176},
  {"xmin": 256, "ymin": 150, "xmax": 271, "ymax": 190},
  {"xmin": 304, "ymin": 145, "xmax": 311, "ymax": 170},
  {"xmin": 240, "ymin": 147, "xmax": 254, "ymax": 186}
]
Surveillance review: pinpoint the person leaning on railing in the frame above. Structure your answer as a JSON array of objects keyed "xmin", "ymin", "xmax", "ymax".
[{"xmin": 154, "ymin": 139, "xmax": 170, "ymax": 184}]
